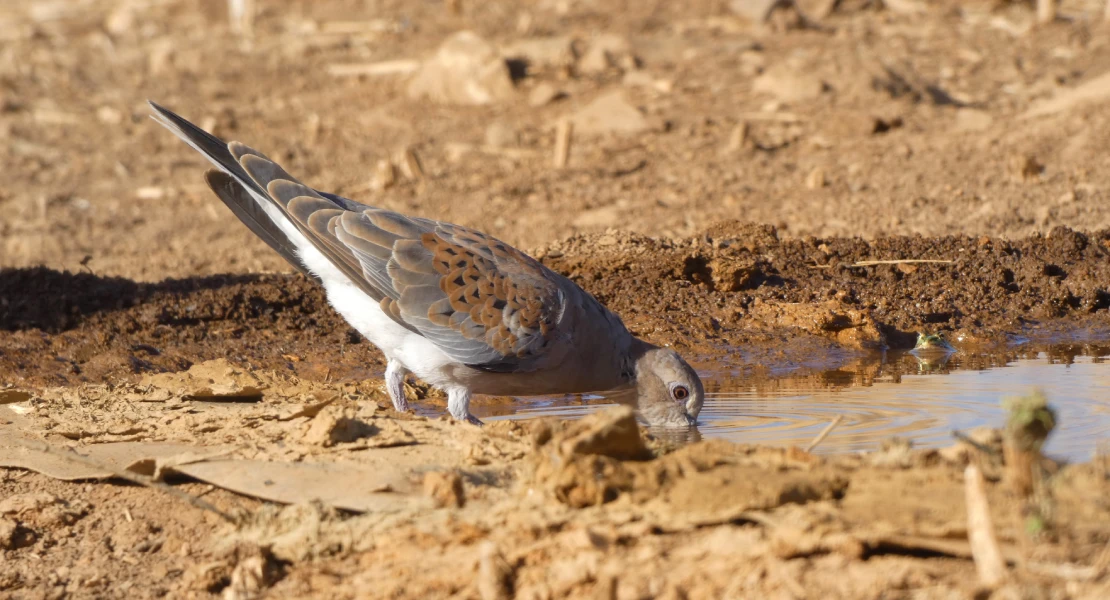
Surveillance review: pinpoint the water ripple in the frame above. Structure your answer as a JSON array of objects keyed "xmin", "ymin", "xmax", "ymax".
[{"xmin": 483, "ymin": 349, "xmax": 1110, "ymax": 462}]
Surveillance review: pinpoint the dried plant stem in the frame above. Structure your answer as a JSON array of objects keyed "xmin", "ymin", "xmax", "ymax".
[
  {"xmin": 1037, "ymin": 0, "xmax": 1056, "ymax": 24},
  {"xmin": 228, "ymin": 0, "xmax": 255, "ymax": 37},
  {"xmin": 326, "ymin": 60, "xmax": 420, "ymax": 77},
  {"xmin": 809, "ymin": 259, "xmax": 953, "ymax": 269},
  {"xmin": 726, "ymin": 123, "xmax": 748, "ymax": 153},
  {"xmin": 805, "ymin": 415, "xmax": 843, "ymax": 453},
  {"xmin": 553, "ymin": 120, "xmax": 573, "ymax": 169},
  {"xmin": 965, "ymin": 464, "xmax": 1007, "ymax": 586},
  {"xmin": 851, "ymin": 259, "xmax": 953, "ymax": 267}
]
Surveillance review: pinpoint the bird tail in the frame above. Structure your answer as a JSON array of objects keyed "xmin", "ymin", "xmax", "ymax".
[{"xmin": 148, "ymin": 101, "xmax": 312, "ymax": 277}]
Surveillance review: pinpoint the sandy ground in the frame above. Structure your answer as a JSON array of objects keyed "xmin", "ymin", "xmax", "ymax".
[{"xmin": 3, "ymin": 0, "xmax": 1110, "ymax": 598}]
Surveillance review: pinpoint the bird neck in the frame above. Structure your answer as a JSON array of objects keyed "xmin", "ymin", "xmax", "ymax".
[{"xmin": 620, "ymin": 338, "xmax": 658, "ymax": 384}]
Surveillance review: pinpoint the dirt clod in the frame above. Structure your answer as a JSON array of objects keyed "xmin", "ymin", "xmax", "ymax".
[
  {"xmin": 557, "ymin": 406, "xmax": 652, "ymax": 462},
  {"xmin": 424, "ymin": 471, "xmax": 466, "ymax": 509}
]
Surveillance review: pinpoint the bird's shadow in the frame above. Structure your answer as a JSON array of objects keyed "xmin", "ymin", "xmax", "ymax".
[{"xmin": 0, "ymin": 266, "xmax": 271, "ymax": 332}]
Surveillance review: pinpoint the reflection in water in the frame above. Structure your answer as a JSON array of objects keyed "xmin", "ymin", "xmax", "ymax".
[
  {"xmin": 912, "ymin": 352, "xmax": 953, "ymax": 373},
  {"xmin": 645, "ymin": 425, "xmax": 703, "ymax": 446},
  {"xmin": 478, "ymin": 344, "xmax": 1110, "ymax": 463}
]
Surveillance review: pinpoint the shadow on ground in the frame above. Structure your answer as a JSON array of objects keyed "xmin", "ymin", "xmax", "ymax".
[{"xmin": 0, "ymin": 267, "xmax": 280, "ymax": 332}]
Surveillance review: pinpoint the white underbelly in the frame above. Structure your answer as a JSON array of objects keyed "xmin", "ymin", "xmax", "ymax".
[
  {"xmin": 245, "ymin": 195, "xmax": 457, "ymax": 384},
  {"xmin": 322, "ymin": 280, "xmax": 455, "ymax": 382}
]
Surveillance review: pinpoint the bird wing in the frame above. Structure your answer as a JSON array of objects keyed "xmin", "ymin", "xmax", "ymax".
[{"xmin": 150, "ymin": 101, "xmax": 569, "ymax": 373}]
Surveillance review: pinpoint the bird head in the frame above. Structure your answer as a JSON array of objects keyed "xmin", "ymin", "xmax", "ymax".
[{"xmin": 630, "ymin": 345, "xmax": 704, "ymax": 427}]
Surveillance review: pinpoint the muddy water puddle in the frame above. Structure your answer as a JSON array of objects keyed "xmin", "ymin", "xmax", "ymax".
[{"xmin": 476, "ymin": 345, "xmax": 1110, "ymax": 462}]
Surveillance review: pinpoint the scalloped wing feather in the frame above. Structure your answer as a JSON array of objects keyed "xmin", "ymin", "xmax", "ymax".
[{"xmin": 235, "ymin": 148, "xmax": 566, "ymax": 371}]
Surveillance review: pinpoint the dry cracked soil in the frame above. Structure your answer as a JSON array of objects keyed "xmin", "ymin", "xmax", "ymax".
[{"xmin": 2, "ymin": 0, "xmax": 1110, "ymax": 598}]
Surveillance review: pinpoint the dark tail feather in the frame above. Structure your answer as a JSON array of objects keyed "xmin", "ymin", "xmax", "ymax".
[
  {"xmin": 204, "ymin": 170, "xmax": 315, "ymax": 279},
  {"xmin": 148, "ymin": 101, "xmax": 265, "ymax": 198},
  {"xmin": 149, "ymin": 101, "xmax": 315, "ymax": 278}
]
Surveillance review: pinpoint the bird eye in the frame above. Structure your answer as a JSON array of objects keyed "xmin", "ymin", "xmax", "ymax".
[{"xmin": 671, "ymin": 385, "xmax": 689, "ymax": 401}]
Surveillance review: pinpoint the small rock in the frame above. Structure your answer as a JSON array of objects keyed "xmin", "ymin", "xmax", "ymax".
[
  {"xmin": 477, "ymin": 542, "xmax": 513, "ymax": 600},
  {"xmin": 528, "ymin": 82, "xmax": 564, "ymax": 107},
  {"xmin": 0, "ymin": 518, "xmax": 15, "ymax": 549},
  {"xmin": 301, "ymin": 406, "xmax": 376, "ymax": 447},
  {"xmin": 729, "ymin": 0, "xmax": 787, "ymax": 23},
  {"xmin": 423, "ymin": 471, "xmax": 465, "ymax": 508},
  {"xmin": 753, "ymin": 64, "xmax": 825, "ymax": 103},
  {"xmin": 883, "ymin": 0, "xmax": 926, "ymax": 15},
  {"xmin": 104, "ymin": 5, "xmax": 135, "ymax": 35},
  {"xmin": 955, "ymin": 108, "xmax": 992, "ymax": 132},
  {"xmin": 572, "ymin": 205, "xmax": 622, "ymax": 228},
  {"xmin": 558, "ymin": 406, "xmax": 650, "ymax": 461},
  {"xmin": 501, "ymin": 37, "xmax": 576, "ymax": 71},
  {"xmin": 135, "ymin": 186, "xmax": 166, "ymax": 200},
  {"xmin": 1010, "ymin": 154, "xmax": 1043, "ymax": 183},
  {"xmin": 578, "ymin": 34, "xmax": 636, "ymax": 74},
  {"xmin": 485, "ymin": 122, "xmax": 518, "ymax": 148},
  {"xmin": 96, "ymin": 106, "xmax": 123, "ymax": 125},
  {"xmin": 407, "ymin": 31, "xmax": 516, "ymax": 105},
  {"xmin": 0, "ymin": 517, "xmax": 32, "ymax": 550},
  {"xmin": 797, "ymin": 0, "xmax": 839, "ymax": 20},
  {"xmin": 147, "ymin": 39, "xmax": 175, "ymax": 76},
  {"xmin": 621, "ymin": 70, "xmax": 671, "ymax": 93},
  {"xmin": 739, "ymin": 50, "xmax": 766, "ymax": 77},
  {"xmin": 371, "ymin": 159, "xmax": 395, "ymax": 191},
  {"xmin": 221, "ymin": 546, "xmax": 281, "ymax": 600},
  {"xmin": 0, "ymin": 493, "xmax": 60, "ymax": 516},
  {"xmin": 567, "ymin": 91, "xmax": 654, "ymax": 137}
]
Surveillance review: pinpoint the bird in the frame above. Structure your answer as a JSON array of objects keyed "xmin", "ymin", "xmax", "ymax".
[{"xmin": 148, "ymin": 101, "xmax": 703, "ymax": 427}]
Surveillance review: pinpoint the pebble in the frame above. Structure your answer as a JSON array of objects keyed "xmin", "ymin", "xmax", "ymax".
[
  {"xmin": 501, "ymin": 37, "xmax": 575, "ymax": 71},
  {"xmin": 528, "ymin": 82, "xmax": 564, "ymax": 107},
  {"xmin": 423, "ymin": 471, "xmax": 465, "ymax": 508},
  {"xmin": 955, "ymin": 108, "xmax": 992, "ymax": 132},
  {"xmin": 484, "ymin": 122, "xmax": 518, "ymax": 148},
  {"xmin": 578, "ymin": 34, "xmax": 636, "ymax": 74},
  {"xmin": 753, "ymin": 64, "xmax": 825, "ymax": 103},
  {"xmin": 728, "ymin": 0, "xmax": 783, "ymax": 23},
  {"xmin": 567, "ymin": 91, "xmax": 654, "ymax": 137},
  {"xmin": 407, "ymin": 31, "xmax": 515, "ymax": 105}
]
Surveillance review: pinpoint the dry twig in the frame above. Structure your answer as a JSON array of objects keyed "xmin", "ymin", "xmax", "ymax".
[
  {"xmin": 805, "ymin": 415, "xmax": 844, "ymax": 453},
  {"xmin": 965, "ymin": 464, "xmax": 1007, "ymax": 586},
  {"xmin": 1037, "ymin": 0, "xmax": 1056, "ymax": 24},
  {"xmin": 553, "ymin": 120, "xmax": 573, "ymax": 169},
  {"xmin": 809, "ymin": 259, "xmax": 954, "ymax": 269},
  {"xmin": 326, "ymin": 60, "xmax": 420, "ymax": 78},
  {"xmin": 228, "ymin": 0, "xmax": 255, "ymax": 37}
]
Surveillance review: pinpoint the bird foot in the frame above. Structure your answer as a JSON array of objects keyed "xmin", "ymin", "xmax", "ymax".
[{"xmin": 465, "ymin": 414, "xmax": 484, "ymax": 426}]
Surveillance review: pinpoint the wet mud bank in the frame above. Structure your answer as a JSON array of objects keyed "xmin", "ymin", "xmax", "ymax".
[{"xmin": 4, "ymin": 223, "xmax": 1109, "ymax": 388}]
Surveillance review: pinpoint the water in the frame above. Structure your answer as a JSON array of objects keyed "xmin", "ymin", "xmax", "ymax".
[{"xmin": 477, "ymin": 345, "xmax": 1110, "ymax": 462}]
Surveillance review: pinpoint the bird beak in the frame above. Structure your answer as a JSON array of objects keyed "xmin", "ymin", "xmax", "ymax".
[{"xmin": 684, "ymin": 413, "xmax": 697, "ymax": 427}]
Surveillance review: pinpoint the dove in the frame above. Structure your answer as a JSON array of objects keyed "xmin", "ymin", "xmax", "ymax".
[{"xmin": 148, "ymin": 102, "xmax": 703, "ymax": 427}]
